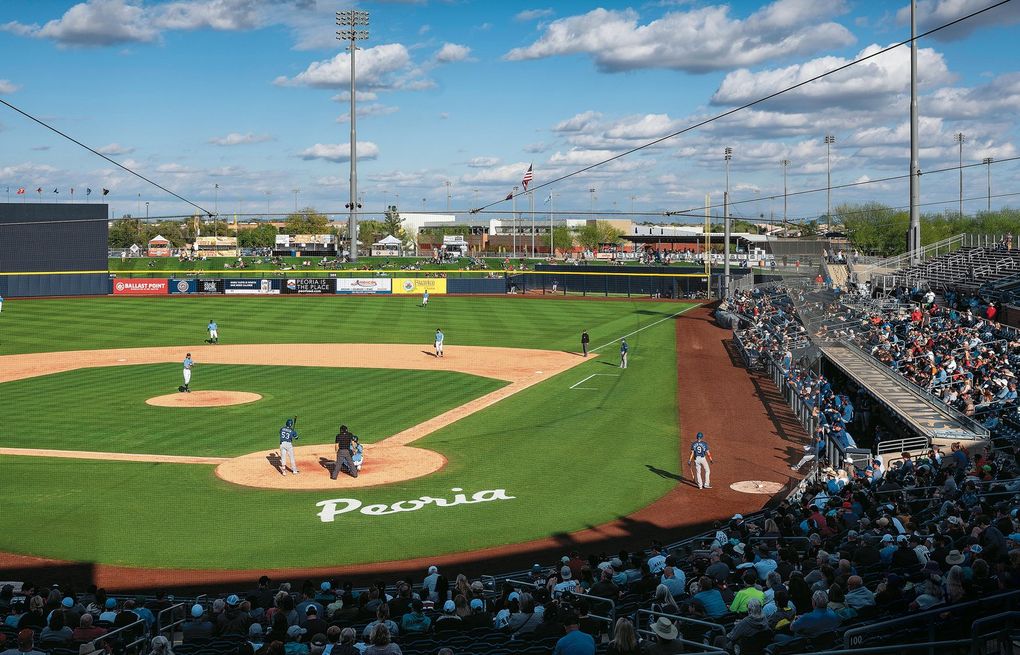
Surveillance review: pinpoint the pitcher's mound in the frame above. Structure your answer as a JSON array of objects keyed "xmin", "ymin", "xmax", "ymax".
[
  {"xmin": 146, "ymin": 391, "xmax": 263, "ymax": 407},
  {"xmin": 215, "ymin": 443, "xmax": 446, "ymax": 489}
]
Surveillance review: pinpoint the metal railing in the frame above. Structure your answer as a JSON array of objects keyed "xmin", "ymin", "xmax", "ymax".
[
  {"xmin": 156, "ymin": 602, "xmax": 186, "ymax": 642},
  {"xmin": 841, "ymin": 589, "xmax": 1020, "ymax": 650},
  {"xmin": 85, "ymin": 618, "xmax": 148, "ymax": 655},
  {"xmin": 633, "ymin": 609, "xmax": 727, "ymax": 652}
]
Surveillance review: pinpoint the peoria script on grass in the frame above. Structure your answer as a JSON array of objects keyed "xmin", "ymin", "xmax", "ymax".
[{"xmin": 316, "ymin": 488, "xmax": 515, "ymax": 522}]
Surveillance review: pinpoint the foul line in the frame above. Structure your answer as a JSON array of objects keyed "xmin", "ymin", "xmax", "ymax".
[
  {"xmin": 0, "ymin": 447, "xmax": 227, "ymax": 465},
  {"xmin": 570, "ymin": 373, "xmax": 598, "ymax": 390},
  {"xmin": 590, "ymin": 303, "xmax": 699, "ymax": 352},
  {"xmin": 570, "ymin": 373, "xmax": 619, "ymax": 390}
]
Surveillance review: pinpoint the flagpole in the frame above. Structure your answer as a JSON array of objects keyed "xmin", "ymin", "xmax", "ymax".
[
  {"xmin": 530, "ymin": 191, "xmax": 535, "ymax": 258},
  {"xmin": 549, "ymin": 194, "xmax": 554, "ymax": 258},
  {"xmin": 511, "ymin": 188, "xmax": 517, "ymax": 258}
]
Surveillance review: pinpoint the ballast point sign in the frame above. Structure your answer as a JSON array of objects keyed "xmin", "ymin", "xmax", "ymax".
[
  {"xmin": 113, "ymin": 278, "xmax": 169, "ymax": 295},
  {"xmin": 316, "ymin": 488, "xmax": 514, "ymax": 522}
]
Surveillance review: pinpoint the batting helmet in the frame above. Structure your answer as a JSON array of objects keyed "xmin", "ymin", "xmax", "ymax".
[
  {"xmin": 285, "ymin": 419, "xmax": 294, "ymax": 428},
  {"xmin": 696, "ymin": 432, "xmax": 704, "ymax": 439}
]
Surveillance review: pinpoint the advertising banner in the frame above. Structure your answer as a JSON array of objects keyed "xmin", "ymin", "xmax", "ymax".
[
  {"xmin": 336, "ymin": 278, "xmax": 392, "ymax": 295},
  {"xmin": 392, "ymin": 278, "xmax": 447, "ymax": 295},
  {"xmin": 223, "ymin": 279, "xmax": 279, "ymax": 295},
  {"xmin": 168, "ymin": 279, "xmax": 224, "ymax": 294},
  {"xmin": 168, "ymin": 279, "xmax": 196, "ymax": 294},
  {"xmin": 112, "ymin": 278, "xmax": 168, "ymax": 295},
  {"xmin": 282, "ymin": 278, "xmax": 334, "ymax": 294}
]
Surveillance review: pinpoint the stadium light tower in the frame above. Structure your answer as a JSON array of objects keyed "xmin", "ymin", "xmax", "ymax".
[
  {"xmin": 824, "ymin": 135, "xmax": 835, "ymax": 234},
  {"xmin": 954, "ymin": 132, "xmax": 965, "ymax": 216},
  {"xmin": 983, "ymin": 157, "xmax": 994, "ymax": 212},
  {"xmin": 723, "ymin": 147, "xmax": 732, "ymax": 298},
  {"xmin": 780, "ymin": 159, "xmax": 790, "ymax": 231},
  {"xmin": 337, "ymin": 9, "xmax": 369, "ymax": 261}
]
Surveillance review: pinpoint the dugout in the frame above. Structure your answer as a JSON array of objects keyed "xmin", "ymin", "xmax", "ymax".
[{"xmin": 0, "ymin": 202, "xmax": 109, "ymax": 297}]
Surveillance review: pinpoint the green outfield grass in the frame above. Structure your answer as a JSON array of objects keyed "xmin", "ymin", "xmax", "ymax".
[
  {"xmin": 0, "ymin": 364, "xmax": 505, "ymax": 457},
  {"xmin": 0, "ymin": 296, "xmax": 693, "ymax": 569}
]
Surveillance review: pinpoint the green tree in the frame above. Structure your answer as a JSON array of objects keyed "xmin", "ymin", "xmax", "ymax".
[
  {"xmin": 284, "ymin": 208, "xmax": 330, "ymax": 235},
  {"xmin": 576, "ymin": 220, "xmax": 623, "ymax": 250},
  {"xmin": 150, "ymin": 220, "xmax": 186, "ymax": 247},
  {"xmin": 357, "ymin": 219, "xmax": 386, "ymax": 248},
  {"xmin": 238, "ymin": 223, "xmax": 279, "ymax": 248},
  {"xmin": 108, "ymin": 217, "xmax": 145, "ymax": 248},
  {"xmin": 552, "ymin": 225, "xmax": 574, "ymax": 253},
  {"xmin": 382, "ymin": 205, "xmax": 407, "ymax": 241}
]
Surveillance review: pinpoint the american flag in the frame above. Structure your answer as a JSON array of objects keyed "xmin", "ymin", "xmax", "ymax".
[{"xmin": 521, "ymin": 164, "xmax": 533, "ymax": 191}]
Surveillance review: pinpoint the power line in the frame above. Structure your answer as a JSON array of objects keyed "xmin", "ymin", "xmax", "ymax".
[
  {"xmin": 469, "ymin": 0, "xmax": 1011, "ymax": 214},
  {"xmin": 0, "ymin": 97, "xmax": 213, "ymax": 216}
]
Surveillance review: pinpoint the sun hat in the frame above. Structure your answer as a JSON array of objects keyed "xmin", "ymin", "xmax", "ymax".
[
  {"xmin": 650, "ymin": 616, "xmax": 679, "ymax": 640},
  {"xmin": 191, "ymin": 604, "xmax": 203, "ymax": 618},
  {"xmin": 945, "ymin": 550, "xmax": 965, "ymax": 565}
]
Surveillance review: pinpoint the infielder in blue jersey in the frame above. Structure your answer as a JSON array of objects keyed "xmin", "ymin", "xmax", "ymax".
[
  {"xmin": 434, "ymin": 328, "xmax": 444, "ymax": 357},
  {"xmin": 181, "ymin": 353, "xmax": 193, "ymax": 392},
  {"xmin": 688, "ymin": 432, "xmax": 714, "ymax": 489},
  {"xmin": 279, "ymin": 418, "xmax": 299, "ymax": 475}
]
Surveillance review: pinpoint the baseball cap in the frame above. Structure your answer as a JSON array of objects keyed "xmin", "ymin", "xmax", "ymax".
[
  {"xmin": 61, "ymin": 597, "xmax": 73, "ymax": 608},
  {"xmin": 507, "ymin": 592, "xmax": 521, "ymax": 603},
  {"xmin": 561, "ymin": 556, "xmax": 570, "ymax": 564},
  {"xmin": 105, "ymin": 598, "xmax": 117, "ymax": 609},
  {"xmin": 427, "ymin": 565, "xmax": 438, "ymax": 574},
  {"xmin": 248, "ymin": 624, "xmax": 263, "ymax": 637},
  {"xmin": 1008, "ymin": 533, "xmax": 1020, "ymax": 542},
  {"xmin": 311, "ymin": 634, "xmax": 327, "ymax": 647},
  {"xmin": 470, "ymin": 598, "xmax": 484, "ymax": 611},
  {"xmin": 732, "ymin": 514, "xmax": 743, "ymax": 521},
  {"xmin": 306, "ymin": 605, "xmax": 318, "ymax": 615},
  {"xmin": 191, "ymin": 604, "xmax": 204, "ymax": 618},
  {"xmin": 443, "ymin": 600, "xmax": 456, "ymax": 613},
  {"xmin": 560, "ymin": 566, "xmax": 572, "ymax": 580},
  {"xmin": 881, "ymin": 534, "xmax": 894, "ymax": 543},
  {"xmin": 287, "ymin": 625, "xmax": 306, "ymax": 638},
  {"xmin": 531, "ymin": 564, "xmax": 542, "ymax": 573},
  {"xmin": 226, "ymin": 594, "xmax": 240, "ymax": 607},
  {"xmin": 320, "ymin": 581, "xmax": 331, "ymax": 592}
]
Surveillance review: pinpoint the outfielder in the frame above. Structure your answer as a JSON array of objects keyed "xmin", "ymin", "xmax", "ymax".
[
  {"xmin": 207, "ymin": 319, "xmax": 219, "ymax": 344},
  {"xmin": 620, "ymin": 339, "xmax": 629, "ymax": 369},
  {"xmin": 422, "ymin": 290, "xmax": 429, "ymax": 307},
  {"xmin": 279, "ymin": 418, "xmax": 299, "ymax": 475},
  {"xmin": 0, "ymin": 294, "xmax": 4, "ymax": 313},
  {"xmin": 434, "ymin": 328, "xmax": 444, "ymax": 357},
  {"xmin": 688, "ymin": 432, "xmax": 713, "ymax": 489},
  {"xmin": 181, "ymin": 353, "xmax": 193, "ymax": 392}
]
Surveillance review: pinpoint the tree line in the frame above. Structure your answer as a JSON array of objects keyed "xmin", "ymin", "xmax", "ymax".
[{"xmin": 832, "ymin": 203, "xmax": 1020, "ymax": 256}]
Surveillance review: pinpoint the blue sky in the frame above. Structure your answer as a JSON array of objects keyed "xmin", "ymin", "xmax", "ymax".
[{"xmin": 1, "ymin": 0, "xmax": 1019, "ymax": 224}]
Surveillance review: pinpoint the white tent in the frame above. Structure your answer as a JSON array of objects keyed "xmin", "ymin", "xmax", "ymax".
[{"xmin": 371, "ymin": 234, "xmax": 404, "ymax": 256}]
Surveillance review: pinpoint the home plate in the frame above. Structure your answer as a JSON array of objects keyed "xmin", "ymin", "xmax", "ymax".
[{"xmin": 730, "ymin": 480, "xmax": 785, "ymax": 494}]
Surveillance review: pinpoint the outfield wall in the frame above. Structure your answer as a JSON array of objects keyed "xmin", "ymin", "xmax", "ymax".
[{"xmin": 0, "ymin": 203, "xmax": 109, "ymax": 297}]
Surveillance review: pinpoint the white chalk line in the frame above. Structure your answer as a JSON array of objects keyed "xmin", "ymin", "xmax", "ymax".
[
  {"xmin": 589, "ymin": 304, "xmax": 698, "ymax": 353},
  {"xmin": 569, "ymin": 373, "xmax": 619, "ymax": 390}
]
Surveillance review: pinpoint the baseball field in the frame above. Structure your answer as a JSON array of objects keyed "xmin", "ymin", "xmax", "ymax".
[{"xmin": 0, "ymin": 295, "xmax": 701, "ymax": 576}]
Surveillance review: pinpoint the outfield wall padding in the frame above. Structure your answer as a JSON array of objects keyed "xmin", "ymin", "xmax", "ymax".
[{"xmin": 447, "ymin": 278, "xmax": 506, "ymax": 294}]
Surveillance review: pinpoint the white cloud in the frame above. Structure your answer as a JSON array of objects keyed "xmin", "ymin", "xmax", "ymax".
[
  {"xmin": 554, "ymin": 111, "xmax": 602, "ymax": 133},
  {"xmin": 28, "ymin": 0, "xmax": 160, "ymax": 46},
  {"xmin": 208, "ymin": 132, "xmax": 273, "ymax": 146},
  {"xmin": 0, "ymin": 79, "xmax": 19, "ymax": 94},
  {"xmin": 299, "ymin": 142, "xmax": 380, "ymax": 163},
  {"xmin": 605, "ymin": 114, "xmax": 681, "ymax": 140},
  {"xmin": 468, "ymin": 157, "xmax": 501, "ymax": 167},
  {"xmin": 548, "ymin": 148, "xmax": 617, "ymax": 166},
  {"xmin": 275, "ymin": 43, "xmax": 429, "ymax": 92},
  {"xmin": 96, "ymin": 142, "xmax": 134, "ymax": 156},
  {"xmin": 331, "ymin": 91, "xmax": 379, "ymax": 102},
  {"xmin": 711, "ymin": 43, "xmax": 953, "ymax": 111},
  {"xmin": 926, "ymin": 72, "xmax": 1020, "ymax": 120},
  {"xmin": 895, "ymin": 0, "xmax": 1020, "ymax": 41},
  {"xmin": 505, "ymin": 0, "xmax": 855, "ymax": 73},
  {"xmin": 336, "ymin": 103, "xmax": 399, "ymax": 122},
  {"xmin": 515, "ymin": 8, "xmax": 554, "ymax": 22},
  {"xmin": 461, "ymin": 162, "xmax": 534, "ymax": 185},
  {"xmin": 434, "ymin": 43, "xmax": 472, "ymax": 64},
  {"xmin": 523, "ymin": 142, "xmax": 548, "ymax": 154}
]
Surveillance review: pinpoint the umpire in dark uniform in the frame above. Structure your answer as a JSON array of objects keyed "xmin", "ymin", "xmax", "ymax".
[{"xmin": 331, "ymin": 425, "xmax": 358, "ymax": 479}]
